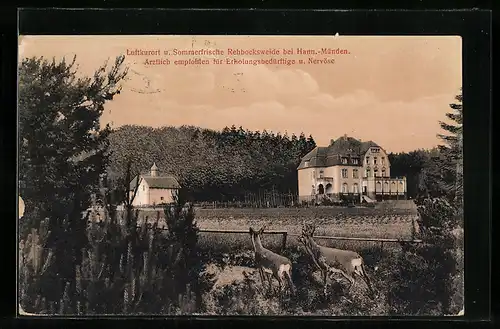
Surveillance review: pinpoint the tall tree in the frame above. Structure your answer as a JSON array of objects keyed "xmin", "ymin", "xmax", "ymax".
[
  {"xmin": 436, "ymin": 89, "xmax": 463, "ymax": 208},
  {"xmin": 18, "ymin": 55, "xmax": 128, "ymax": 304}
]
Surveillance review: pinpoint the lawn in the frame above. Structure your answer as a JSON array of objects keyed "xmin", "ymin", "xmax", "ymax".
[{"xmin": 99, "ymin": 205, "xmax": 418, "ymax": 255}]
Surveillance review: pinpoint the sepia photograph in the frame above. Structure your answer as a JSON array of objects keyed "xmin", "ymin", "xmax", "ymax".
[{"xmin": 18, "ymin": 35, "xmax": 464, "ymax": 317}]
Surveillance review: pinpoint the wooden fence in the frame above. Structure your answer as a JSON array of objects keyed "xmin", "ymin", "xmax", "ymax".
[
  {"xmin": 194, "ymin": 191, "xmax": 298, "ymax": 209},
  {"xmin": 155, "ymin": 227, "xmax": 423, "ymax": 252}
]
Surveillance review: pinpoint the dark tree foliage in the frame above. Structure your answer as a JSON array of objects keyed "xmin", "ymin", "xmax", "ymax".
[
  {"xmin": 107, "ymin": 124, "xmax": 316, "ymax": 201},
  {"xmin": 161, "ymin": 190, "xmax": 213, "ymax": 310},
  {"xmin": 389, "ymin": 198, "xmax": 459, "ymax": 315},
  {"xmin": 388, "ymin": 149, "xmax": 435, "ymax": 199},
  {"xmin": 388, "ymin": 89, "xmax": 463, "ymax": 315},
  {"xmin": 436, "ymin": 90, "xmax": 463, "ymax": 209},
  {"xmin": 388, "ymin": 89, "xmax": 463, "ymax": 207},
  {"xmin": 18, "ymin": 55, "xmax": 128, "ymax": 302}
]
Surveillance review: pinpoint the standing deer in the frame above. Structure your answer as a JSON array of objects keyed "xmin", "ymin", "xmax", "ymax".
[
  {"xmin": 299, "ymin": 223, "xmax": 375, "ymax": 299},
  {"xmin": 249, "ymin": 226, "xmax": 295, "ymax": 296}
]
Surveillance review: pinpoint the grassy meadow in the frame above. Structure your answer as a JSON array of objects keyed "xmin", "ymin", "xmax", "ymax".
[{"xmin": 103, "ymin": 205, "xmax": 419, "ymax": 255}]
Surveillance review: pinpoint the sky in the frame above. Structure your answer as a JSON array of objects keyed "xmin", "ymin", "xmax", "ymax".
[{"xmin": 18, "ymin": 35, "xmax": 462, "ymax": 153}]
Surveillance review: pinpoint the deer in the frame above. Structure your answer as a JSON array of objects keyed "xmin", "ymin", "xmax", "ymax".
[
  {"xmin": 299, "ymin": 223, "xmax": 375, "ymax": 299},
  {"xmin": 249, "ymin": 226, "xmax": 296, "ymax": 296}
]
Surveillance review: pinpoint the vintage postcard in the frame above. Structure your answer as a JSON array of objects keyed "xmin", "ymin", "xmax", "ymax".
[{"xmin": 18, "ymin": 35, "xmax": 463, "ymax": 316}]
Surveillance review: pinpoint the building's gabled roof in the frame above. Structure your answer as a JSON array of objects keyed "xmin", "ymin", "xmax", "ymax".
[
  {"xmin": 360, "ymin": 140, "xmax": 380, "ymax": 154},
  {"xmin": 130, "ymin": 175, "xmax": 181, "ymax": 190},
  {"xmin": 297, "ymin": 136, "xmax": 382, "ymax": 169}
]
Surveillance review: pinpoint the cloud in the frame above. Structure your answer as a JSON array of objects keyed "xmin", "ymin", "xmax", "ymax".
[
  {"xmin": 171, "ymin": 58, "xmax": 323, "ymax": 103},
  {"xmin": 307, "ymin": 90, "xmax": 376, "ymax": 110}
]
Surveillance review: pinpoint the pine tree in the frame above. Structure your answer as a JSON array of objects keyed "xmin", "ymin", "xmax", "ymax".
[
  {"xmin": 19, "ymin": 54, "xmax": 128, "ymax": 305},
  {"xmin": 436, "ymin": 89, "xmax": 463, "ymax": 209}
]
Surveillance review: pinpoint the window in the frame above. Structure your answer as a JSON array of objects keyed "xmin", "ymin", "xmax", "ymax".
[
  {"xmin": 384, "ymin": 181, "xmax": 389, "ymax": 190},
  {"xmin": 160, "ymin": 196, "xmax": 164, "ymax": 201},
  {"xmin": 318, "ymin": 184, "xmax": 325, "ymax": 195},
  {"xmin": 374, "ymin": 169, "xmax": 379, "ymax": 177},
  {"xmin": 366, "ymin": 156, "xmax": 370, "ymax": 164},
  {"xmin": 352, "ymin": 158, "xmax": 359, "ymax": 165},
  {"xmin": 341, "ymin": 157, "xmax": 348, "ymax": 164},
  {"xmin": 366, "ymin": 168, "xmax": 371, "ymax": 177},
  {"xmin": 319, "ymin": 170, "xmax": 324, "ymax": 178},
  {"xmin": 382, "ymin": 157, "xmax": 386, "ymax": 165},
  {"xmin": 353, "ymin": 169, "xmax": 359, "ymax": 179},
  {"xmin": 376, "ymin": 181, "xmax": 382, "ymax": 192},
  {"xmin": 371, "ymin": 148, "xmax": 380, "ymax": 153},
  {"xmin": 382, "ymin": 168, "xmax": 386, "ymax": 177},
  {"xmin": 374, "ymin": 157, "xmax": 378, "ymax": 165},
  {"xmin": 342, "ymin": 183, "xmax": 348, "ymax": 193},
  {"xmin": 353, "ymin": 183, "xmax": 359, "ymax": 193},
  {"xmin": 304, "ymin": 161, "xmax": 310, "ymax": 167},
  {"xmin": 341, "ymin": 169, "xmax": 348, "ymax": 178}
]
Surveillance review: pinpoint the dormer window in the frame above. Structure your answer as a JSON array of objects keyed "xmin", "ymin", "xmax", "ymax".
[
  {"xmin": 352, "ymin": 158, "xmax": 359, "ymax": 165},
  {"xmin": 341, "ymin": 157, "xmax": 348, "ymax": 164},
  {"xmin": 371, "ymin": 148, "xmax": 380, "ymax": 153},
  {"xmin": 319, "ymin": 170, "xmax": 324, "ymax": 178},
  {"xmin": 304, "ymin": 161, "xmax": 310, "ymax": 167}
]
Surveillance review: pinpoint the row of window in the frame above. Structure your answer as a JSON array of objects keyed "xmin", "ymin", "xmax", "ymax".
[
  {"xmin": 339, "ymin": 168, "xmax": 387, "ymax": 178},
  {"xmin": 341, "ymin": 183, "xmax": 359, "ymax": 193},
  {"xmin": 341, "ymin": 168, "xmax": 359, "ymax": 178},
  {"xmin": 341, "ymin": 157, "xmax": 359, "ymax": 165},
  {"xmin": 366, "ymin": 156, "xmax": 386, "ymax": 166},
  {"xmin": 317, "ymin": 183, "xmax": 359, "ymax": 194},
  {"xmin": 317, "ymin": 181, "xmax": 404, "ymax": 195},
  {"xmin": 365, "ymin": 167, "xmax": 387, "ymax": 178},
  {"xmin": 304, "ymin": 155, "xmax": 386, "ymax": 168},
  {"xmin": 317, "ymin": 168, "xmax": 388, "ymax": 179}
]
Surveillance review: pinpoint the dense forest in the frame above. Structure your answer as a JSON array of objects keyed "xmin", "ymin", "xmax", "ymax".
[
  {"xmin": 106, "ymin": 123, "xmax": 456, "ymax": 203},
  {"xmin": 107, "ymin": 125, "xmax": 317, "ymax": 201}
]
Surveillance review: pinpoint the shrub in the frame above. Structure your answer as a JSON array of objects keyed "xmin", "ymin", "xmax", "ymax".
[
  {"xmin": 387, "ymin": 197, "xmax": 460, "ymax": 315},
  {"xmin": 19, "ymin": 167, "xmax": 215, "ymax": 315}
]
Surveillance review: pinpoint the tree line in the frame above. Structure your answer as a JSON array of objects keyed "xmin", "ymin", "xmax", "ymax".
[{"xmin": 107, "ymin": 124, "xmax": 316, "ymax": 201}]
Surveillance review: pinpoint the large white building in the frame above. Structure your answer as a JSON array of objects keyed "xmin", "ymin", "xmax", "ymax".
[{"xmin": 297, "ymin": 135, "xmax": 407, "ymax": 203}]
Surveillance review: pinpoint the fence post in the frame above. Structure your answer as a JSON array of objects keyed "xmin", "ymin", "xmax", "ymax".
[{"xmin": 281, "ymin": 232, "xmax": 288, "ymax": 252}]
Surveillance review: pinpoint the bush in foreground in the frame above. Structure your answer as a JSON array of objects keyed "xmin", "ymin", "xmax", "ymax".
[
  {"xmin": 387, "ymin": 197, "xmax": 462, "ymax": 315},
  {"xmin": 19, "ymin": 191, "xmax": 215, "ymax": 315}
]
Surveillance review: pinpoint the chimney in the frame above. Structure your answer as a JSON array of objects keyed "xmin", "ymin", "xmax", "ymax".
[{"xmin": 151, "ymin": 163, "xmax": 158, "ymax": 177}]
